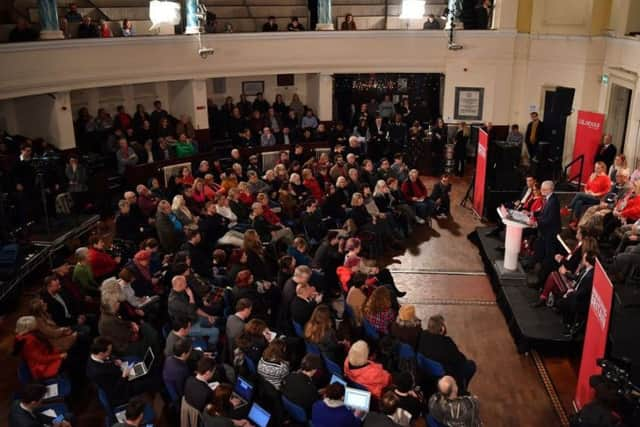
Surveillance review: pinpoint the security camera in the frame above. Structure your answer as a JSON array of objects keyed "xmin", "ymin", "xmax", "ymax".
[{"xmin": 198, "ymin": 48, "xmax": 214, "ymax": 59}]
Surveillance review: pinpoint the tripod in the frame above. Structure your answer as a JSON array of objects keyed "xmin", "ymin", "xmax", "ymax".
[{"xmin": 460, "ymin": 170, "xmax": 475, "ymax": 208}]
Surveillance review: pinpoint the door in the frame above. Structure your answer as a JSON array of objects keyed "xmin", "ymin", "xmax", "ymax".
[{"xmin": 606, "ymin": 84, "xmax": 633, "ymax": 153}]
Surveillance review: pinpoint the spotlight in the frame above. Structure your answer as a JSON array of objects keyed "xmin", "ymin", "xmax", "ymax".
[
  {"xmin": 149, "ymin": 0, "xmax": 181, "ymax": 30},
  {"xmin": 399, "ymin": 0, "xmax": 425, "ymax": 19}
]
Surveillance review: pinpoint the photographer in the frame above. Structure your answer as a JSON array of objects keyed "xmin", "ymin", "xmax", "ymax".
[{"xmin": 570, "ymin": 375, "xmax": 623, "ymax": 427}]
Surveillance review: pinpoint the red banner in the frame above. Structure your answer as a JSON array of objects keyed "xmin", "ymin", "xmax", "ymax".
[
  {"xmin": 574, "ymin": 259, "xmax": 614, "ymax": 410},
  {"xmin": 473, "ymin": 129, "xmax": 488, "ymax": 217},
  {"xmin": 572, "ymin": 111, "xmax": 605, "ymax": 185}
]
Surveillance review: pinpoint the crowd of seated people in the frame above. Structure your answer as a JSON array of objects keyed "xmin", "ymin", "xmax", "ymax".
[{"xmin": 8, "ymin": 93, "xmax": 478, "ymax": 426}]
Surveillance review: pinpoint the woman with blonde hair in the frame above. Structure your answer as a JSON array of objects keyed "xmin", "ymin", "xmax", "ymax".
[
  {"xmin": 14, "ymin": 315, "xmax": 66, "ymax": 380},
  {"xmin": 390, "ymin": 304, "xmax": 421, "ymax": 348},
  {"xmin": 171, "ymin": 194, "xmax": 196, "ymax": 226},
  {"xmin": 28, "ymin": 298, "xmax": 77, "ymax": 352},
  {"xmin": 363, "ymin": 286, "xmax": 396, "ymax": 335},
  {"xmin": 191, "ymin": 178, "xmax": 208, "ymax": 206},
  {"xmin": 304, "ymin": 304, "xmax": 344, "ymax": 362}
]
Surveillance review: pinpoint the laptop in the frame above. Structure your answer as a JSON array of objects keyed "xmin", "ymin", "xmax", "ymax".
[
  {"xmin": 248, "ymin": 402, "xmax": 271, "ymax": 427},
  {"xmin": 344, "ymin": 387, "xmax": 371, "ymax": 412},
  {"xmin": 231, "ymin": 376, "xmax": 254, "ymax": 409},
  {"xmin": 330, "ymin": 374, "xmax": 347, "ymax": 387},
  {"xmin": 127, "ymin": 347, "xmax": 155, "ymax": 381}
]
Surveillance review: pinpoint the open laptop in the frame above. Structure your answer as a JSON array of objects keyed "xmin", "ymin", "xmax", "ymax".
[
  {"xmin": 344, "ymin": 387, "xmax": 371, "ymax": 412},
  {"xmin": 330, "ymin": 374, "xmax": 347, "ymax": 387},
  {"xmin": 247, "ymin": 402, "xmax": 271, "ymax": 427},
  {"xmin": 231, "ymin": 376, "xmax": 254, "ymax": 409},
  {"xmin": 127, "ymin": 347, "xmax": 155, "ymax": 381}
]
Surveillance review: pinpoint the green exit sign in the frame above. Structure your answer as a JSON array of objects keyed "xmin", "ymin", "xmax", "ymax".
[{"xmin": 601, "ymin": 74, "xmax": 609, "ymax": 85}]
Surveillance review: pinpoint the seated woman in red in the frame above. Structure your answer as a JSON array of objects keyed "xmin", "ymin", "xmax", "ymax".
[
  {"xmin": 563, "ymin": 161, "xmax": 612, "ymax": 226},
  {"xmin": 343, "ymin": 340, "xmax": 391, "ymax": 399},
  {"xmin": 14, "ymin": 316, "xmax": 65, "ymax": 380}
]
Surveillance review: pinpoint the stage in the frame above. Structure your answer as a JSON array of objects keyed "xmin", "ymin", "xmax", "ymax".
[{"xmin": 472, "ymin": 226, "xmax": 574, "ymax": 353}]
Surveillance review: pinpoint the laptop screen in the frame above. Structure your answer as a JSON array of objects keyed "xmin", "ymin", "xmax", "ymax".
[
  {"xmin": 234, "ymin": 376, "xmax": 254, "ymax": 401},
  {"xmin": 142, "ymin": 347, "xmax": 155, "ymax": 370},
  {"xmin": 344, "ymin": 387, "xmax": 371, "ymax": 412},
  {"xmin": 330, "ymin": 374, "xmax": 347, "ymax": 387},
  {"xmin": 248, "ymin": 403, "xmax": 271, "ymax": 427}
]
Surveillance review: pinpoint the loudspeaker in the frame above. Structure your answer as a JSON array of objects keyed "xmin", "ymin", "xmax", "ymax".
[
  {"xmin": 488, "ymin": 141, "xmax": 522, "ymax": 191},
  {"xmin": 551, "ymin": 87, "xmax": 575, "ymax": 116},
  {"xmin": 609, "ymin": 287, "xmax": 640, "ymax": 385}
]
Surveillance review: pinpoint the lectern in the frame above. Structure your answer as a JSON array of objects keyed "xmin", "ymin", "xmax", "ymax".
[{"xmin": 494, "ymin": 206, "xmax": 529, "ymax": 280}]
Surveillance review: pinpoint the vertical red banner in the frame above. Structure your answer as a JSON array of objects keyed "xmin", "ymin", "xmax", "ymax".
[
  {"xmin": 473, "ymin": 129, "xmax": 488, "ymax": 217},
  {"xmin": 571, "ymin": 111, "xmax": 605, "ymax": 184},
  {"xmin": 574, "ymin": 259, "xmax": 614, "ymax": 410}
]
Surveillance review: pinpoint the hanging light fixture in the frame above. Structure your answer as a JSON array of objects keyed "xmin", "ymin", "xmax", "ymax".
[{"xmin": 399, "ymin": 0, "xmax": 425, "ymax": 19}]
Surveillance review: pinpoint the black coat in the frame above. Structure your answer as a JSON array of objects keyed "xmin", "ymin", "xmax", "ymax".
[
  {"xmin": 525, "ymin": 120, "xmax": 545, "ymax": 145},
  {"xmin": 184, "ymin": 376, "xmax": 213, "ymax": 412},
  {"xmin": 594, "ymin": 144, "xmax": 617, "ymax": 170},
  {"xmin": 290, "ymin": 297, "xmax": 317, "ymax": 326},
  {"xmin": 41, "ymin": 290, "xmax": 77, "ymax": 327},
  {"xmin": 417, "ymin": 331, "xmax": 468, "ymax": 380},
  {"xmin": 537, "ymin": 194, "xmax": 561, "ymax": 239},
  {"xmin": 86, "ymin": 357, "xmax": 133, "ymax": 406}
]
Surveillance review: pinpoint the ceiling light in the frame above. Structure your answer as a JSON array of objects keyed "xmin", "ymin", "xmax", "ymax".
[{"xmin": 400, "ymin": 0, "xmax": 425, "ymax": 19}]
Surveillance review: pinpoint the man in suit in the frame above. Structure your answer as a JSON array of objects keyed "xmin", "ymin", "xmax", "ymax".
[
  {"xmin": 183, "ymin": 357, "xmax": 215, "ymax": 412},
  {"xmin": 162, "ymin": 337, "xmax": 192, "ymax": 400},
  {"xmin": 417, "ymin": 314, "xmax": 476, "ymax": 393},
  {"xmin": 290, "ymin": 283, "xmax": 321, "ymax": 327},
  {"xmin": 9, "ymin": 383, "xmax": 71, "ymax": 427},
  {"xmin": 369, "ymin": 115, "xmax": 389, "ymax": 160},
  {"xmin": 41, "ymin": 275, "xmax": 85, "ymax": 329},
  {"xmin": 533, "ymin": 180, "xmax": 561, "ymax": 283},
  {"xmin": 524, "ymin": 111, "xmax": 544, "ymax": 159},
  {"xmin": 594, "ymin": 134, "xmax": 617, "ymax": 170},
  {"xmin": 86, "ymin": 337, "xmax": 158, "ymax": 406},
  {"xmin": 556, "ymin": 252, "xmax": 596, "ymax": 331}
]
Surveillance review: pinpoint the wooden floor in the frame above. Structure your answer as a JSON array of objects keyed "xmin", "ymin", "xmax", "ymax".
[{"xmin": 0, "ymin": 171, "xmax": 572, "ymax": 426}]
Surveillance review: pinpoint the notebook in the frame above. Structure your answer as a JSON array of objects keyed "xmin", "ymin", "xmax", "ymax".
[
  {"xmin": 344, "ymin": 387, "xmax": 371, "ymax": 412},
  {"xmin": 248, "ymin": 402, "xmax": 271, "ymax": 427}
]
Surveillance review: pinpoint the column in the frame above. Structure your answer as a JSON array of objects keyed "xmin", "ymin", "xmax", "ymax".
[
  {"xmin": 317, "ymin": 73, "xmax": 334, "ymax": 121},
  {"xmin": 184, "ymin": 0, "xmax": 200, "ymax": 34},
  {"xmin": 38, "ymin": 0, "xmax": 64, "ymax": 40},
  {"xmin": 316, "ymin": 0, "xmax": 334, "ymax": 31},
  {"xmin": 13, "ymin": 92, "xmax": 76, "ymax": 150},
  {"xmin": 169, "ymin": 79, "xmax": 210, "ymax": 148}
]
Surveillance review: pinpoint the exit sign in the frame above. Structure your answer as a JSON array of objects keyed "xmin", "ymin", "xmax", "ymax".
[{"xmin": 601, "ymin": 74, "xmax": 609, "ymax": 85}]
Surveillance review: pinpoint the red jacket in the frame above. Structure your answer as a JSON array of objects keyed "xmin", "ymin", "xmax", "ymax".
[
  {"xmin": 15, "ymin": 333, "xmax": 63, "ymax": 380},
  {"xmin": 304, "ymin": 178, "xmax": 324, "ymax": 201},
  {"xmin": 401, "ymin": 179, "xmax": 428, "ymax": 201},
  {"xmin": 621, "ymin": 195, "xmax": 640, "ymax": 222},
  {"xmin": 585, "ymin": 174, "xmax": 611, "ymax": 196},
  {"xmin": 343, "ymin": 359, "xmax": 391, "ymax": 399},
  {"xmin": 262, "ymin": 205, "xmax": 281, "ymax": 225},
  {"xmin": 87, "ymin": 248, "xmax": 118, "ymax": 278},
  {"xmin": 239, "ymin": 192, "xmax": 254, "ymax": 206}
]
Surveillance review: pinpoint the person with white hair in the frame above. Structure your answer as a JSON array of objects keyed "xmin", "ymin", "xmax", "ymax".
[
  {"xmin": 72, "ymin": 246, "xmax": 99, "ymax": 297},
  {"xmin": 428, "ymin": 376, "xmax": 481, "ymax": 426},
  {"xmin": 171, "ymin": 194, "xmax": 196, "ymax": 227}
]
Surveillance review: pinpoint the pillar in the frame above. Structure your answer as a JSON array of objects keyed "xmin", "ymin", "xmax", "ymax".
[
  {"xmin": 13, "ymin": 92, "xmax": 75, "ymax": 150},
  {"xmin": 169, "ymin": 79, "xmax": 210, "ymax": 148},
  {"xmin": 316, "ymin": 0, "xmax": 334, "ymax": 31},
  {"xmin": 38, "ymin": 0, "xmax": 64, "ymax": 40},
  {"xmin": 184, "ymin": 0, "xmax": 200, "ymax": 34}
]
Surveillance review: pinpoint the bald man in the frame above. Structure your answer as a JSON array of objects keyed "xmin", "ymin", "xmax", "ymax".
[
  {"xmin": 533, "ymin": 180, "xmax": 561, "ymax": 285},
  {"xmin": 428, "ymin": 376, "xmax": 481, "ymax": 427},
  {"xmin": 595, "ymin": 134, "xmax": 616, "ymax": 170},
  {"xmin": 167, "ymin": 275, "xmax": 219, "ymax": 347}
]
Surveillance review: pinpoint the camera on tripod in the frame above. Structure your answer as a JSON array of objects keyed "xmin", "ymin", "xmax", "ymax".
[{"xmin": 596, "ymin": 358, "xmax": 640, "ymax": 405}]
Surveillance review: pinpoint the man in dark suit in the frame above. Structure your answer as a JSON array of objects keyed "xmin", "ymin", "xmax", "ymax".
[
  {"xmin": 418, "ymin": 314, "xmax": 476, "ymax": 393},
  {"xmin": 594, "ymin": 134, "xmax": 617, "ymax": 170},
  {"xmin": 369, "ymin": 115, "xmax": 389, "ymax": 160},
  {"xmin": 9, "ymin": 383, "xmax": 71, "ymax": 427},
  {"xmin": 183, "ymin": 357, "xmax": 215, "ymax": 412},
  {"xmin": 86, "ymin": 337, "xmax": 158, "ymax": 406},
  {"xmin": 524, "ymin": 111, "xmax": 544, "ymax": 159},
  {"xmin": 533, "ymin": 180, "xmax": 561, "ymax": 283},
  {"xmin": 556, "ymin": 252, "xmax": 595, "ymax": 330},
  {"xmin": 290, "ymin": 283, "xmax": 320, "ymax": 327},
  {"xmin": 162, "ymin": 337, "xmax": 192, "ymax": 399},
  {"xmin": 41, "ymin": 275, "xmax": 83, "ymax": 328}
]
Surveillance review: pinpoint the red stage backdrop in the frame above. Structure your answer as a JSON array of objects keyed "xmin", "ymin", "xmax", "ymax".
[
  {"xmin": 574, "ymin": 259, "xmax": 614, "ymax": 410},
  {"xmin": 571, "ymin": 111, "xmax": 605, "ymax": 185},
  {"xmin": 473, "ymin": 129, "xmax": 488, "ymax": 217}
]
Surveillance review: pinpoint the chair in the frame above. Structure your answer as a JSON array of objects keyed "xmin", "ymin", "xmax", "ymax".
[
  {"xmin": 397, "ymin": 342, "xmax": 416, "ymax": 361},
  {"xmin": 305, "ymin": 341, "xmax": 321, "ymax": 355},
  {"xmin": 292, "ymin": 320, "xmax": 304, "ymax": 338},
  {"xmin": 416, "ymin": 353, "xmax": 445, "ymax": 378},
  {"xmin": 362, "ymin": 317, "xmax": 381, "ymax": 342},
  {"xmin": 427, "ymin": 414, "xmax": 447, "ymax": 427},
  {"xmin": 164, "ymin": 379, "xmax": 180, "ymax": 407},
  {"xmin": 322, "ymin": 354, "xmax": 343, "ymax": 377},
  {"xmin": 281, "ymin": 395, "xmax": 309, "ymax": 424},
  {"xmin": 244, "ymin": 354, "xmax": 257, "ymax": 375},
  {"xmin": 17, "ymin": 361, "xmax": 71, "ymax": 399}
]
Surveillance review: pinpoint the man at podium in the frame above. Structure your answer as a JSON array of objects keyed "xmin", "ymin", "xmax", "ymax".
[{"xmin": 532, "ymin": 180, "xmax": 561, "ymax": 285}]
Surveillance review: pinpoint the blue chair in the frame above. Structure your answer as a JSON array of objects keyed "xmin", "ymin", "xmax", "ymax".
[
  {"xmin": 17, "ymin": 361, "xmax": 71, "ymax": 399},
  {"xmin": 416, "ymin": 354, "xmax": 445, "ymax": 378},
  {"xmin": 164, "ymin": 379, "xmax": 180, "ymax": 407},
  {"xmin": 97, "ymin": 387, "xmax": 155, "ymax": 427},
  {"xmin": 244, "ymin": 354, "xmax": 257, "ymax": 375},
  {"xmin": 362, "ymin": 318, "xmax": 380, "ymax": 342},
  {"xmin": 322, "ymin": 354, "xmax": 343, "ymax": 377},
  {"xmin": 305, "ymin": 341, "xmax": 321, "ymax": 355},
  {"xmin": 427, "ymin": 414, "xmax": 447, "ymax": 427},
  {"xmin": 292, "ymin": 320, "xmax": 304, "ymax": 338},
  {"xmin": 397, "ymin": 342, "xmax": 416, "ymax": 361},
  {"xmin": 281, "ymin": 395, "xmax": 309, "ymax": 424},
  {"xmin": 343, "ymin": 304, "xmax": 355, "ymax": 320}
]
